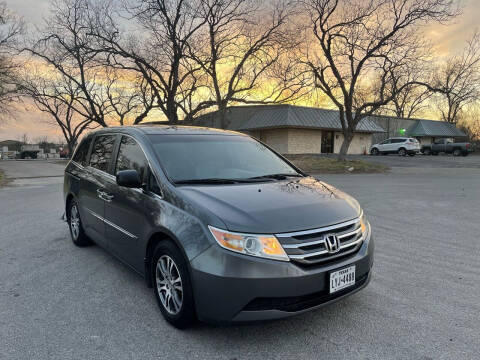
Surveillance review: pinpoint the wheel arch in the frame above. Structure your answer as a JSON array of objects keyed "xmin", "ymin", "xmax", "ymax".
[
  {"xmin": 144, "ymin": 228, "xmax": 192, "ymax": 288},
  {"xmin": 65, "ymin": 193, "xmax": 75, "ymax": 217}
]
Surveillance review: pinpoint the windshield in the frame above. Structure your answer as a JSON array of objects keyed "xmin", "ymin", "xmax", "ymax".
[{"xmin": 148, "ymin": 134, "xmax": 300, "ymax": 183}]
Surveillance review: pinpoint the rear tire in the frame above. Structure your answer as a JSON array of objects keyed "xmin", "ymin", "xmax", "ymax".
[
  {"xmin": 152, "ymin": 241, "xmax": 196, "ymax": 329},
  {"xmin": 453, "ymin": 149, "xmax": 462, "ymax": 156},
  {"xmin": 398, "ymin": 148, "xmax": 407, "ymax": 156},
  {"xmin": 67, "ymin": 199, "xmax": 92, "ymax": 247}
]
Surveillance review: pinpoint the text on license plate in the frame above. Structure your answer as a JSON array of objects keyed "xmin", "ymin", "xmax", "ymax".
[{"xmin": 330, "ymin": 265, "xmax": 355, "ymax": 294}]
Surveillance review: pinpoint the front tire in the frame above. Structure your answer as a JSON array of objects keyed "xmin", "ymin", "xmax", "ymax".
[
  {"xmin": 370, "ymin": 148, "xmax": 379, "ymax": 156},
  {"xmin": 68, "ymin": 199, "xmax": 91, "ymax": 247},
  {"xmin": 152, "ymin": 241, "xmax": 196, "ymax": 329}
]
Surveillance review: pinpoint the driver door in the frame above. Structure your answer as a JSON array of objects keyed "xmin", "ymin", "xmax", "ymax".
[
  {"xmin": 103, "ymin": 135, "xmax": 150, "ymax": 271},
  {"xmin": 378, "ymin": 139, "xmax": 391, "ymax": 153}
]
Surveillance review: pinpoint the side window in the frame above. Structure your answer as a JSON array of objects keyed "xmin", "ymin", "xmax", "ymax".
[
  {"xmin": 380, "ymin": 139, "xmax": 391, "ymax": 144},
  {"xmin": 89, "ymin": 135, "xmax": 117, "ymax": 173},
  {"xmin": 392, "ymin": 139, "xmax": 405, "ymax": 143},
  {"xmin": 72, "ymin": 137, "xmax": 92, "ymax": 166},
  {"xmin": 148, "ymin": 170, "xmax": 162, "ymax": 196},
  {"xmin": 115, "ymin": 136, "xmax": 148, "ymax": 180}
]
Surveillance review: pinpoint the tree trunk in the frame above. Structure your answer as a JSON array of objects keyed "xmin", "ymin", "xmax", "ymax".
[
  {"xmin": 337, "ymin": 131, "xmax": 354, "ymax": 161},
  {"xmin": 67, "ymin": 140, "xmax": 76, "ymax": 157},
  {"xmin": 219, "ymin": 103, "xmax": 228, "ymax": 129}
]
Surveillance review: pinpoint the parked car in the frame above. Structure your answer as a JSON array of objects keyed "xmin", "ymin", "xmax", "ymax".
[
  {"xmin": 370, "ymin": 137, "xmax": 420, "ymax": 156},
  {"xmin": 421, "ymin": 138, "xmax": 472, "ymax": 156},
  {"xmin": 64, "ymin": 126, "xmax": 373, "ymax": 328},
  {"xmin": 19, "ymin": 150, "xmax": 40, "ymax": 159}
]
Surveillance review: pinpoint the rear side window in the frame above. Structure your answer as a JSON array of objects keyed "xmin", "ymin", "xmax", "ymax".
[
  {"xmin": 115, "ymin": 136, "xmax": 148, "ymax": 180},
  {"xmin": 89, "ymin": 135, "xmax": 117, "ymax": 173},
  {"xmin": 392, "ymin": 138, "xmax": 406, "ymax": 143},
  {"xmin": 72, "ymin": 137, "xmax": 92, "ymax": 166}
]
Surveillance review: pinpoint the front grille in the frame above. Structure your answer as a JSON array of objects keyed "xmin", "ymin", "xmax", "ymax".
[
  {"xmin": 243, "ymin": 273, "xmax": 369, "ymax": 312},
  {"xmin": 276, "ymin": 217, "xmax": 364, "ymax": 266}
]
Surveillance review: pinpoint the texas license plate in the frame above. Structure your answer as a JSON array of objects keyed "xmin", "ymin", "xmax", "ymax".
[{"xmin": 329, "ymin": 265, "xmax": 356, "ymax": 293}]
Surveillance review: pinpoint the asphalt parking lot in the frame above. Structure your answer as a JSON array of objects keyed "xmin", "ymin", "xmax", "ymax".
[{"xmin": 0, "ymin": 158, "xmax": 479, "ymax": 360}]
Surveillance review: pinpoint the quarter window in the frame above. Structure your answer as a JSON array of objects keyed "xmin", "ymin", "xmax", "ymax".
[
  {"xmin": 115, "ymin": 136, "xmax": 148, "ymax": 180},
  {"xmin": 72, "ymin": 137, "xmax": 92, "ymax": 166},
  {"xmin": 89, "ymin": 135, "xmax": 117, "ymax": 173},
  {"xmin": 148, "ymin": 170, "xmax": 162, "ymax": 196}
]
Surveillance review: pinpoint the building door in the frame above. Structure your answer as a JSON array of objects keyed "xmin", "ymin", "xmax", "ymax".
[{"xmin": 321, "ymin": 131, "xmax": 334, "ymax": 153}]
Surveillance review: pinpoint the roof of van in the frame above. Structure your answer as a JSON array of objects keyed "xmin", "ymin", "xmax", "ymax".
[{"xmin": 91, "ymin": 124, "xmax": 245, "ymax": 136}]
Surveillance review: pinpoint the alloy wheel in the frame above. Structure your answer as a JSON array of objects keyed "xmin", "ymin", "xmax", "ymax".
[
  {"xmin": 156, "ymin": 255, "xmax": 183, "ymax": 315},
  {"xmin": 70, "ymin": 204, "xmax": 81, "ymax": 240}
]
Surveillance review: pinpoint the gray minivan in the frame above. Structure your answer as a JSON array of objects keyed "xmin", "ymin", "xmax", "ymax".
[{"xmin": 64, "ymin": 125, "xmax": 374, "ymax": 328}]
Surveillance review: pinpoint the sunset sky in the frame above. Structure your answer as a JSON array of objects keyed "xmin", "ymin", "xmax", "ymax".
[{"xmin": 0, "ymin": 0, "xmax": 479, "ymax": 142}]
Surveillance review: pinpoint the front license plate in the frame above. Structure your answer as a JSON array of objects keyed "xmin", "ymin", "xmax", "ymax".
[{"xmin": 329, "ymin": 265, "xmax": 356, "ymax": 294}]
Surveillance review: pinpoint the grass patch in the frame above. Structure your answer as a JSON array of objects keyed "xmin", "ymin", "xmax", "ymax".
[{"xmin": 286, "ymin": 155, "xmax": 390, "ymax": 174}]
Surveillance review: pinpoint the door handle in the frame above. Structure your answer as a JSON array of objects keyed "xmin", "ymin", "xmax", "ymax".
[
  {"xmin": 103, "ymin": 193, "xmax": 114, "ymax": 201},
  {"xmin": 97, "ymin": 189, "xmax": 114, "ymax": 202}
]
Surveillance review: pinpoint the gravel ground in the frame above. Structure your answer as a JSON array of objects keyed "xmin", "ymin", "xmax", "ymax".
[{"xmin": 0, "ymin": 160, "xmax": 479, "ymax": 360}]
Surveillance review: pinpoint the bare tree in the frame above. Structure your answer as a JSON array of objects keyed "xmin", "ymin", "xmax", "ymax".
[
  {"xmin": 0, "ymin": 2, "xmax": 24, "ymax": 116},
  {"xmin": 457, "ymin": 103, "xmax": 480, "ymax": 141},
  {"xmin": 105, "ymin": 69, "xmax": 158, "ymax": 125},
  {"xmin": 87, "ymin": 0, "xmax": 207, "ymax": 124},
  {"xmin": 19, "ymin": 66, "xmax": 96, "ymax": 154},
  {"xmin": 186, "ymin": 0, "xmax": 301, "ymax": 127},
  {"xmin": 299, "ymin": 0, "xmax": 458, "ymax": 160},
  {"xmin": 24, "ymin": 0, "xmax": 111, "ymax": 127},
  {"xmin": 427, "ymin": 31, "xmax": 480, "ymax": 124},
  {"xmin": 382, "ymin": 62, "xmax": 433, "ymax": 118}
]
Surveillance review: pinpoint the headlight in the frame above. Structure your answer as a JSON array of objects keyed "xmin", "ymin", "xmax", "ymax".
[
  {"xmin": 359, "ymin": 211, "xmax": 368, "ymax": 238},
  {"xmin": 208, "ymin": 226, "xmax": 289, "ymax": 262}
]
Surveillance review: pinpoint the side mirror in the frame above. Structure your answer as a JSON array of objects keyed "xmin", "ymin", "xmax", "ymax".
[{"xmin": 116, "ymin": 169, "xmax": 142, "ymax": 188}]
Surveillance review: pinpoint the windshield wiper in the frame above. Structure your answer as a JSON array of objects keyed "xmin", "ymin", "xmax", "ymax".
[
  {"xmin": 175, "ymin": 173, "xmax": 303, "ymax": 185},
  {"xmin": 247, "ymin": 173, "xmax": 304, "ymax": 180},
  {"xmin": 174, "ymin": 178, "xmax": 241, "ymax": 185}
]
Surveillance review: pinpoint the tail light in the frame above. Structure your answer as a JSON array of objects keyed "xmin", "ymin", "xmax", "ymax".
[{"xmin": 466, "ymin": 143, "xmax": 470, "ymax": 149}]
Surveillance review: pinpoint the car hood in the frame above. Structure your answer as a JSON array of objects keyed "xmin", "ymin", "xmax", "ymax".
[{"xmin": 176, "ymin": 177, "xmax": 361, "ymax": 234}]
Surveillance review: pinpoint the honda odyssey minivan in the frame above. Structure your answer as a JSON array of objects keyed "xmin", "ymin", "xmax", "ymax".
[{"xmin": 64, "ymin": 125, "xmax": 374, "ymax": 328}]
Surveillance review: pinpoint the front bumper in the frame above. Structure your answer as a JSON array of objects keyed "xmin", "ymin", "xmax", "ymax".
[{"xmin": 189, "ymin": 230, "xmax": 374, "ymax": 323}]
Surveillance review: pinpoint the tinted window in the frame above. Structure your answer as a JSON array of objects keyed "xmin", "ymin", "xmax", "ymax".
[
  {"xmin": 89, "ymin": 135, "xmax": 116, "ymax": 173},
  {"xmin": 115, "ymin": 136, "xmax": 148, "ymax": 180},
  {"xmin": 148, "ymin": 170, "xmax": 162, "ymax": 196},
  {"xmin": 72, "ymin": 137, "xmax": 92, "ymax": 166},
  {"xmin": 392, "ymin": 138, "xmax": 406, "ymax": 143},
  {"xmin": 149, "ymin": 135, "xmax": 299, "ymax": 182},
  {"xmin": 380, "ymin": 139, "xmax": 391, "ymax": 144}
]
